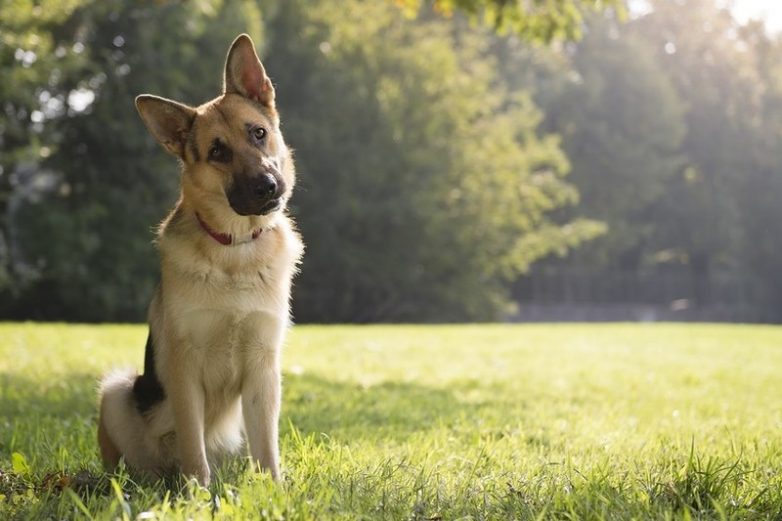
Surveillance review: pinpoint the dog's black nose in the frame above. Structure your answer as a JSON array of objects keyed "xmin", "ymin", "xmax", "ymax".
[{"xmin": 253, "ymin": 174, "xmax": 277, "ymax": 198}]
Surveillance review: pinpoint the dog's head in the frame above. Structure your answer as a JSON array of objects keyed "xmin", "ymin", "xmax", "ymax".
[{"xmin": 135, "ymin": 34, "xmax": 293, "ymax": 219}]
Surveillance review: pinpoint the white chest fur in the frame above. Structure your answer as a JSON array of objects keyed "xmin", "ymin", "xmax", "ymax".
[{"xmin": 153, "ymin": 218, "xmax": 302, "ymax": 396}]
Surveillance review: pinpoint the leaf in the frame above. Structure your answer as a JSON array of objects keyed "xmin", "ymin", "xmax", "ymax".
[{"xmin": 11, "ymin": 452, "xmax": 30, "ymax": 477}]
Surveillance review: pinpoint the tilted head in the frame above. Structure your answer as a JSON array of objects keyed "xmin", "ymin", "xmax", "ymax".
[{"xmin": 136, "ymin": 34, "xmax": 294, "ymax": 221}]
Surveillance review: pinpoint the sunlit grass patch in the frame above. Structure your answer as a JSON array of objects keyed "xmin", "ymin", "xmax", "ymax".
[{"xmin": 1, "ymin": 323, "xmax": 781, "ymax": 519}]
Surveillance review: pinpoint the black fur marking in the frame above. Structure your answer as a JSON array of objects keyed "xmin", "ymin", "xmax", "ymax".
[
  {"xmin": 186, "ymin": 118, "xmax": 200, "ymax": 162},
  {"xmin": 189, "ymin": 138, "xmax": 200, "ymax": 162},
  {"xmin": 132, "ymin": 332, "xmax": 166, "ymax": 414},
  {"xmin": 208, "ymin": 138, "xmax": 233, "ymax": 163}
]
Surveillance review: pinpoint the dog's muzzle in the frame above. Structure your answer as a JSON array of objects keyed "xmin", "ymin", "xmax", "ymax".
[{"xmin": 226, "ymin": 171, "xmax": 285, "ymax": 216}]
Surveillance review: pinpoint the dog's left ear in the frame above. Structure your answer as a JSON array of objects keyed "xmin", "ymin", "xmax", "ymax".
[
  {"xmin": 135, "ymin": 95, "xmax": 196, "ymax": 158},
  {"xmin": 224, "ymin": 34, "xmax": 275, "ymax": 107}
]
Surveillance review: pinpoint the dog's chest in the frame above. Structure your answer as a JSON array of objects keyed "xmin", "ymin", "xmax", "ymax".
[
  {"xmin": 156, "ymin": 220, "xmax": 301, "ymax": 392},
  {"xmin": 163, "ymin": 249, "xmax": 291, "ymax": 386},
  {"xmin": 190, "ymin": 309, "xmax": 266, "ymax": 394},
  {"xmin": 172, "ymin": 261, "xmax": 288, "ymax": 349},
  {"xmin": 172, "ymin": 282, "xmax": 286, "ymax": 397}
]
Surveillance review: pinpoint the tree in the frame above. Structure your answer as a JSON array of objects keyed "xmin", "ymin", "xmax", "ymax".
[
  {"xmin": 733, "ymin": 22, "xmax": 782, "ymax": 319},
  {"xmin": 3, "ymin": 0, "xmax": 263, "ymax": 319},
  {"xmin": 265, "ymin": 0, "xmax": 602, "ymax": 321},
  {"xmin": 542, "ymin": 13, "xmax": 686, "ymax": 270},
  {"xmin": 632, "ymin": 0, "xmax": 763, "ymax": 296},
  {"xmin": 1, "ymin": 0, "xmax": 603, "ymax": 322},
  {"xmin": 510, "ymin": 0, "xmax": 782, "ymax": 319},
  {"xmin": 0, "ymin": 0, "xmax": 87, "ymax": 295}
]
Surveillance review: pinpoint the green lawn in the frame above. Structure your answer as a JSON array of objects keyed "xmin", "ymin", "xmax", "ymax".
[{"xmin": 1, "ymin": 323, "xmax": 781, "ymax": 519}]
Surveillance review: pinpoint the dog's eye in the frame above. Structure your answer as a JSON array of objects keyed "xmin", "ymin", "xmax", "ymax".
[
  {"xmin": 250, "ymin": 126, "xmax": 267, "ymax": 143},
  {"xmin": 208, "ymin": 140, "xmax": 231, "ymax": 163}
]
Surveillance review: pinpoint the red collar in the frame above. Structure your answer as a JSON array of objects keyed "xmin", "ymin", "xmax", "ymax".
[{"xmin": 196, "ymin": 212, "xmax": 263, "ymax": 246}]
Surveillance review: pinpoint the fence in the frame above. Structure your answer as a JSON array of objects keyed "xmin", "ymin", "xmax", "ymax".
[{"xmin": 512, "ymin": 267, "xmax": 778, "ymax": 323}]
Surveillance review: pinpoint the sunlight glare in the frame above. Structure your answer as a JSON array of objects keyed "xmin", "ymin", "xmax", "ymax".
[{"xmin": 728, "ymin": 0, "xmax": 782, "ymax": 32}]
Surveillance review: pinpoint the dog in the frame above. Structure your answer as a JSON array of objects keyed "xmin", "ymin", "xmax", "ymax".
[{"xmin": 97, "ymin": 34, "xmax": 303, "ymax": 486}]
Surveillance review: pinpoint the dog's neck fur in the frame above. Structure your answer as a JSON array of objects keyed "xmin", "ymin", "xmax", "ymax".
[
  {"xmin": 195, "ymin": 212, "xmax": 263, "ymax": 246},
  {"xmin": 161, "ymin": 196, "xmax": 283, "ymax": 244}
]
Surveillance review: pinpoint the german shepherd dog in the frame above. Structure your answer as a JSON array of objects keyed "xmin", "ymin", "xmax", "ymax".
[{"xmin": 97, "ymin": 34, "xmax": 303, "ymax": 486}]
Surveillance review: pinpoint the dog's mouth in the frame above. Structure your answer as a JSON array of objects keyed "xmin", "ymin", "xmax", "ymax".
[
  {"xmin": 228, "ymin": 197, "xmax": 281, "ymax": 216},
  {"xmin": 257, "ymin": 197, "xmax": 281, "ymax": 215}
]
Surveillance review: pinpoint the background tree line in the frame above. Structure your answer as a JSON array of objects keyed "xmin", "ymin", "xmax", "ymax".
[
  {"xmin": 0, "ymin": 0, "xmax": 780, "ymax": 322},
  {"xmin": 510, "ymin": 0, "xmax": 782, "ymax": 321}
]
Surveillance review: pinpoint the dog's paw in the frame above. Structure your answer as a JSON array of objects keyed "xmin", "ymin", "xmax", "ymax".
[
  {"xmin": 197, "ymin": 467, "xmax": 211, "ymax": 487},
  {"xmin": 183, "ymin": 462, "xmax": 211, "ymax": 487},
  {"xmin": 250, "ymin": 458, "xmax": 280, "ymax": 482}
]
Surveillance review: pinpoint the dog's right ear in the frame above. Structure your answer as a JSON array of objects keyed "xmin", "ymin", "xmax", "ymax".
[
  {"xmin": 135, "ymin": 95, "xmax": 196, "ymax": 158},
  {"xmin": 223, "ymin": 34, "xmax": 275, "ymax": 107}
]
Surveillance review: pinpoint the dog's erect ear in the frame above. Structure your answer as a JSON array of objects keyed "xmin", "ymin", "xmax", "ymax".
[
  {"xmin": 135, "ymin": 95, "xmax": 196, "ymax": 158},
  {"xmin": 223, "ymin": 34, "xmax": 275, "ymax": 107}
]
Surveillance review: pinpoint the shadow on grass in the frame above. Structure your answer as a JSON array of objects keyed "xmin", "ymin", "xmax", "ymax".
[
  {"xmin": 4, "ymin": 372, "xmax": 779, "ymax": 519},
  {"xmin": 0, "ymin": 369, "xmax": 500, "ymax": 515},
  {"xmin": 1, "ymin": 370, "xmax": 500, "ymax": 453},
  {"xmin": 0, "ymin": 372, "xmax": 98, "ymax": 419},
  {"xmin": 282, "ymin": 372, "xmax": 499, "ymax": 442}
]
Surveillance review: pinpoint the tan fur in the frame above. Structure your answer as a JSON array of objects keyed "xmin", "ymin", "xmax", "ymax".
[{"xmin": 97, "ymin": 34, "xmax": 303, "ymax": 485}]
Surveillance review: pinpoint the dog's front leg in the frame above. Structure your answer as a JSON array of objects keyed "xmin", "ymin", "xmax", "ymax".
[
  {"xmin": 242, "ymin": 354, "xmax": 281, "ymax": 481},
  {"xmin": 169, "ymin": 357, "xmax": 210, "ymax": 486}
]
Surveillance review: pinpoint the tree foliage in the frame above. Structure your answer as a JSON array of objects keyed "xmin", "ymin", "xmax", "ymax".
[
  {"xmin": 516, "ymin": 0, "xmax": 782, "ymax": 319},
  {"xmin": 256, "ymin": 0, "xmax": 603, "ymax": 321},
  {"xmin": 543, "ymin": 13, "xmax": 687, "ymax": 269},
  {"xmin": 0, "ymin": 0, "xmax": 598, "ymax": 321},
  {"xmin": 3, "ymin": 0, "xmax": 782, "ymax": 322},
  {"xmin": 395, "ymin": 0, "xmax": 624, "ymax": 40},
  {"xmin": 2, "ymin": 0, "xmax": 261, "ymax": 320}
]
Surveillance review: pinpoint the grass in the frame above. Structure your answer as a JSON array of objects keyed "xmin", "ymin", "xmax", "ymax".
[{"xmin": 1, "ymin": 322, "xmax": 782, "ymax": 519}]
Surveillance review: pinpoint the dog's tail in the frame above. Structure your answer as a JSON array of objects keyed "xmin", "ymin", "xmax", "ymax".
[{"xmin": 98, "ymin": 369, "xmax": 160, "ymax": 473}]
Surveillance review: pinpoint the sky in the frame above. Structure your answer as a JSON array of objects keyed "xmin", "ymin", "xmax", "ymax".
[
  {"xmin": 629, "ymin": 0, "xmax": 782, "ymax": 33},
  {"xmin": 729, "ymin": 0, "xmax": 782, "ymax": 32}
]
